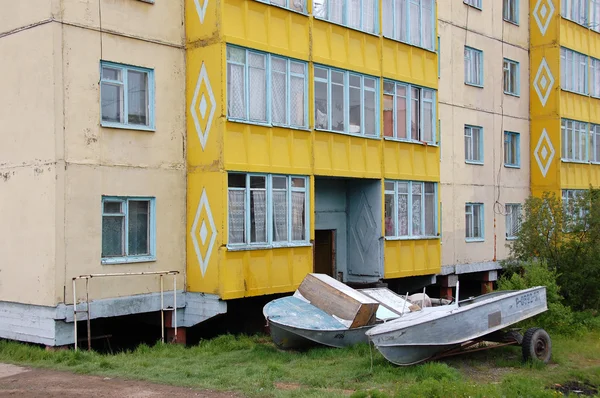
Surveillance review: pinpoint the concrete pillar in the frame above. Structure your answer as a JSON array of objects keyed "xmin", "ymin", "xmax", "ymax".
[
  {"xmin": 439, "ymin": 274, "xmax": 458, "ymax": 300},
  {"xmin": 481, "ymin": 281, "xmax": 493, "ymax": 294},
  {"xmin": 164, "ymin": 311, "xmax": 186, "ymax": 344}
]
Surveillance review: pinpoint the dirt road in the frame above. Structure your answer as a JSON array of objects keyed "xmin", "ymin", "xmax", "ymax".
[{"xmin": 0, "ymin": 363, "xmax": 240, "ymax": 398}]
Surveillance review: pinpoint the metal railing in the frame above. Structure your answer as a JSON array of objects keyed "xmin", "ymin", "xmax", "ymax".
[{"xmin": 72, "ymin": 271, "xmax": 179, "ymax": 351}]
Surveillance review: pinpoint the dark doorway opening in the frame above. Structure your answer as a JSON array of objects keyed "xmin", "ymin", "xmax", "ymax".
[{"xmin": 314, "ymin": 229, "xmax": 335, "ymax": 277}]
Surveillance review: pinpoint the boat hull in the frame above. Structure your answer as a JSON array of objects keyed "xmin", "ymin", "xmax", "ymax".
[{"xmin": 268, "ymin": 319, "xmax": 371, "ymax": 349}]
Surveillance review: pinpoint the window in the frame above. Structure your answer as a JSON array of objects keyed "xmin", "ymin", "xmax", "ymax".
[
  {"xmin": 504, "ymin": 132, "xmax": 520, "ymax": 167},
  {"xmin": 561, "ymin": 119, "xmax": 588, "ymax": 162},
  {"xmin": 383, "ymin": 80, "xmax": 436, "ymax": 144},
  {"xmin": 100, "ymin": 62, "xmax": 154, "ymax": 130},
  {"xmin": 384, "ymin": 180, "xmax": 438, "ymax": 238},
  {"xmin": 226, "ymin": 46, "xmax": 308, "ymax": 128},
  {"xmin": 503, "ymin": 0, "xmax": 518, "ymax": 24},
  {"xmin": 464, "ymin": 47, "xmax": 483, "ymax": 87},
  {"xmin": 227, "ymin": 174, "xmax": 309, "ymax": 247},
  {"xmin": 464, "ymin": 125, "xmax": 483, "ymax": 164},
  {"xmin": 560, "ymin": 47, "xmax": 588, "ymax": 95},
  {"xmin": 561, "ymin": 0, "xmax": 589, "ymax": 26},
  {"xmin": 312, "ymin": 0, "xmax": 377, "ymax": 34},
  {"xmin": 590, "ymin": 57, "xmax": 600, "ymax": 97},
  {"xmin": 591, "ymin": 124, "xmax": 600, "ymax": 163},
  {"xmin": 382, "ymin": 0, "xmax": 435, "ymax": 51},
  {"xmin": 259, "ymin": 0, "xmax": 306, "ymax": 13},
  {"xmin": 465, "ymin": 203, "xmax": 484, "ymax": 241},
  {"xmin": 101, "ymin": 197, "xmax": 155, "ymax": 264},
  {"xmin": 503, "ymin": 59, "xmax": 519, "ymax": 96},
  {"xmin": 562, "ymin": 189, "xmax": 587, "ymax": 223},
  {"xmin": 464, "ymin": 0, "xmax": 481, "ymax": 9},
  {"xmin": 505, "ymin": 204, "xmax": 521, "ymax": 239},
  {"xmin": 592, "ymin": 0, "xmax": 600, "ymax": 32},
  {"xmin": 314, "ymin": 66, "xmax": 379, "ymax": 136}
]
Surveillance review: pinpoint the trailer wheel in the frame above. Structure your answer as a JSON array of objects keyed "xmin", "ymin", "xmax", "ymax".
[{"xmin": 522, "ymin": 328, "xmax": 552, "ymax": 363}]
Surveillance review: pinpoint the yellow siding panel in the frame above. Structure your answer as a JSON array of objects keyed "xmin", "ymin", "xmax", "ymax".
[
  {"xmin": 224, "ymin": 123, "xmax": 312, "ymax": 174},
  {"xmin": 222, "ymin": 0, "xmax": 310, "ymax": 60},
  {"xmin": 530, "ymin": 47, "xmax": 561, "ymax": 118},
  {"xmin": 591, "ymin": 97, "xmax": 600, "ymax": 124},
  {"xmin": 560, "ymin": 19, "xmax": 590, "ymax": 55},
  {"xmin": 382, "ymin": 141, "xmax": 439, "ymax": 181},
  {"xmin": 313, "ymin": 132, "xmax": 382, "ymax": 178},
  {"xmin": 312, "ymin": 20, "xmax": 381, "ymax": 76},
  {"xmin": 530, "ymin": 119, "xmax": 561, "ymax": 192},
  {"xmin": 186, "ymin": 0, "xmax": 219, "ymax": 43},
  {"xmin": 590, "ymin": 32, "xmax": 600, "ymax": 59},
  {"xmin": 560, "ymin": 91, "xmax": 591, "ymax": 122},
  {"xmin": 560, "ymin": 162, "xmax": 600, "ymax": 189},
  {"xmin": 383, "ymin": 239, "xmax": 440, "ymax": 278},
  {"xmin": 220, "ymin": 246, "xmax": 312, "ymax": 299},
  {"xmin": 382, "ymin": 39, "xmax": 437, "ymax": 89}
]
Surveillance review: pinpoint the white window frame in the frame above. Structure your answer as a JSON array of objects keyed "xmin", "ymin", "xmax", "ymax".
[
  {"xmin": 503, "ymin": 59, "xmax": 520, "ymax": 96},
  {"xmin": 503, "ymin": 0, "xmax": 519, "ymax": 24},
  {"xmin": 382, "ymin": 0, "xmax": 436, "ymax": 51},
  {"xmin": 562, "ymin": 189, "xmax": 587, "ymax": 225},
  {"xmin": 383, "ymin": 80, "xmax": 436, "ymax": 144},
  {"xmin": 590, "ymin": 57, "xmax": 600, "ymax": 98},
  {"xmin": 591, "ymin": 0, "xmax": 600, "ymax": 32},
  {"xmin": 591, "ymin": 124, "xmax": 600, "ymax": 163},
  {"xmin": 504, "ymin": 131, "xmax": 520, "ymax": 168},
  {"xmin": 561, "ymin": 118, "xmax": 589, "ymax": 162},
  {"xmin": 384, "ymin": 180, "xmax": 438, "ymax": 239},
  {"xmin": 312, "ymin": 0, "xmax": 378, "ymax": 34},
  {"xmin": 561, "ymin": 0, "xmax": 589, "ymax": 26},
  {"xmin": 313, "ymin": 65, "xmax": 379, "ymax": 137},
  {"xmin": 505, "ymin": 203, "xmax": 521, "ymax": 240},
  {"xmin": 465, "ymin": 125, "xmax": 484, "ymax": 164},
  {"xmin": 100, "ymin": 61, "xmax": 155, "ymax": 131},
  {"xmin": 464, "ymin": 47, "xmax": 483, "ymax": 87},
  {"xmin": 226, "ymin": 45, "xmax": 309, "ymax": 129},
  {"xmin": 560, "ymin": 47, "xmax": 589, "ymax": 95},
  {"xmin": 465, "ymin": 202, "xmax": 484, "ymax": 241},
  {"xmin": 227, "ymin": 173, "xmax": 310, "ymax": 249},
  {"xmin": 257, "ymin": 0, "xmax": 307, "ymax": 13},
  {"xmin": 464, "ymin": 0, "xmax": 482, "ymax": 10},
  {"xmin": 101, "ymin": 196, "xmax": 156, "ymax": 265}
]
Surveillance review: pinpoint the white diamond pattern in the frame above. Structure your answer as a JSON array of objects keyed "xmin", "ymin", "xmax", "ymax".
[
  {"xmin": 533, "ymin": 0, "xmax": 555, "ymax": 36},
  {"xmin": 190, "ymin": 63, "xmax": 216, "ymax": 151},
  {"xmin": 194, "ymin": 0, "xmax": 209, "ymax": 24},
  {"xmin": 534, "ymin": 129, "xmax": 555, "ymax": 178},
  {"xmin": 191, "ymin": 189, "xmax": 217, "ymax": 277},
  {"xmin": 533, "ymin": 58, "xmax": 554, "ymax": 107}
]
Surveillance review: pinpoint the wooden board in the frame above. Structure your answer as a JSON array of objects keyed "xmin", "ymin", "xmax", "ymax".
[{"xmin": 297, "ymin": 273, "xmax": 379, "ymax": 328}]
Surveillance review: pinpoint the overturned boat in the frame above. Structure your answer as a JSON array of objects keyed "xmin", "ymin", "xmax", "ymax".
[
  {"xmin": 263, "ymin": 273, "xmax": 449, "ymax": 349},
  {"xmin": 366, "ymin": 285, "xmax": 549, "ymax": 366}
]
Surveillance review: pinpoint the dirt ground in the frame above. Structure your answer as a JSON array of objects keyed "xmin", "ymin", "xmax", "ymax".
[{"xmin": 0, "ymin": 363, "xmax": 240, "ymax": 398}]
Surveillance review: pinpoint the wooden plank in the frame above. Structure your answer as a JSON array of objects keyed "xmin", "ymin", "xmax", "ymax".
[{"xmin": 297, "ymin": 273, "xmax": 379, "ymax": 328}]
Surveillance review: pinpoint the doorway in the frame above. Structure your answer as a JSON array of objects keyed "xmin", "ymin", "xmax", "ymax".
[{"xmin": 314, "ymin": 229, "xmax": 335, "ymax": 277}]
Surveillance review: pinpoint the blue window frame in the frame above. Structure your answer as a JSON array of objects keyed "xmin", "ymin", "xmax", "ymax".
[
  {"xmin": 503, "ymin": 0, "xmax": 519, "ymax": 24},
  {"xmin": 383, "ymin": 80, "xmax": 436, "ymax": 144},
  {"xmin": 314, "ymin": 65, "xmax": 379, "ymax": 137},
  {"xmin": 256, "ymin": 0, "xmax": 306, "ymax": 13},
  {"xmin": 226, "ymin": 45, "xmax": 309, "ymax": 129},
  {"xmin": 100, "ymin": 61, "xmax": 155, "ymax": 131},
  {"xmin": 227, "ymin": 173, "xmax": 309, "ymax": 248},
  {"xmin": 505, "ymin": 203, "xmax": 521, "ymax": 240},
  {"xmin": 384, "ymin": 180, "xmax": 438, "ymax": 239},
  {"xmin": 504, "ymin": 131, "xmax": 520, "ymax": 168},
  {"xmin": 464, "ymin": 47, "xmax": 483, "ymax": 87},
  {"xmin": 561, "ymin": 0, "xmax": 589, "ymax": 26},
  {"xmin": 437, "ymin": 36, "xmax": 441, "ymax": 78},
  {"xmin": 464, "ymin": 0, "xmax": 482, "ymax": 10},
  {"xmin": 560, "ymin": 47, "xmax": 588, "ymax": 95},
  {"xmin": 465, "ymin": 203, "xmax": 484, "ymax": 241},
  {"xmin": 503, "ymin": 59, "xmax": 520, "ymax": 96},
  {"xmin": 381, "ymin": 0, "xmax": 436, "ymax": 51},
  {"xmin": 312, "ymin": 0, "xmax": 378, "ymax": 35},
  {"xmin": 464, "ymin": 125, "xmax": 484, "ymax": 164},
  {"xmin": 101, "ymin": 197, "xmax": 156, "ymax": 264}
]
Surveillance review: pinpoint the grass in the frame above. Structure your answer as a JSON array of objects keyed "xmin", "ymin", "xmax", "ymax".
[{"xmin": 0, "ymin": 331, "xmax": 599, "ymax": 398}]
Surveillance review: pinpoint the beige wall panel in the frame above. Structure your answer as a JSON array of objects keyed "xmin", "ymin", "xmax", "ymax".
[
  {"xmin": 58, "ymin": 0, "xmax": 184, "ymax": 45},
  {"xmin": 440, "ymin": 183, "xmax": 455, "ymax": 265},
  {"xmin": 0, "ymin": 0, "xmax": 52, "ymax": 35},
  {"xmin": 446, "ymin": 1, "xmax": 501, "ymax": 42},
  {"xmin": 61, "ymin": 25, "xmax": 185, "ymax": 168},
  {"xmin": 0, "ymin": 24, "xmax": 57, "ymax": 168},
  {"xmin": 0, "ymin": 165, "xmax": 57, "ymax": 306},
  {"xmin": 501, "ymin": 45, "xmax": 530, "ymax": 120},
  {"xmin": 63, "ymin": 164, "xmax": 185, "ymax": 303}
]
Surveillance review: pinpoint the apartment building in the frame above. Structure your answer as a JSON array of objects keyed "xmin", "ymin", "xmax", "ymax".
[{"xmin": 437, "ymin": 0, "xmax": 531, "ymax": 294}]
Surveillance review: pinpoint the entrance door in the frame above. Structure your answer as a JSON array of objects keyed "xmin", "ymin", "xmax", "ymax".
[{"xmin": 314, "ymin": 230, "xmax": 335, "ymax": 277}]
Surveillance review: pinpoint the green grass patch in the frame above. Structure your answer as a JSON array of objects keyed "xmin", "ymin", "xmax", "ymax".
[{"xmin": 1, "ymin": 330, "xmax": 599, "ymax": 397}]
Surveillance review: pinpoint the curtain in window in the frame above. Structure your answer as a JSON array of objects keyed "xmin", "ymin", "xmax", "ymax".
[
  {"xmin": 396, "ymin": 85, "xmax": 407, "ymax": 139},
  {"xmin": 409, "ymin": 0, "xmax": 421, "ymax": 47},
  {"xmin": 364, "ymin": 83, "xmax": 376, "ymax": 135},
  {"xmin": 228, "ymin": 190, "xmax": 246, "ymax": 244},
  {"xmin": 349, "ymin": 0, "xmax": 361, "ymax": 29},
  {"xmin": 412, "ymin": 183, "xmax": 422, "ymax": 236},
  {"xmin": 472, "ymin": 205, "xmax": 481, "ymax": 237},
  {"xmin": 422, "ymin": 93, "xmax": 433, "ymax": 143},
  {"xmin": 332, "ymin": 71, "xmax": 345, "ymax": 132},
  {"xmin": 395, "ymin": 0, "xmax": 407, "ymax": 41},
  {"xmin": 384, "ymin": 192, "xmax": 395, "ymax": 236},
  {"xmin": 128, "ymin": 200, "xmax": 149, "ymax": 255},
  {"xmin": 422, "ymin": 0, "xmax": 434, "ymax": 50},
  {"xmin": 127, "ymin": 71, "xmax": 148, "ymax": 125},
  {"xmin": 290, "ymin": 62, "xmax": 305, "ymax": 127},
  {"xmin": 472, "ymin": 128, "xmax": 481, "ymax": 162},
  {"xmin": 465, "ymin": 206, "xmax": 473, "ymax": 238},
  {"xmin": 248, "ymin": 53, "xmax": 267, "ymax": 122},
  {"xmin": 227, "ymin": 63, "xmax": 245, "ymax": 118},
  {"xmin": 251, "ymin": 190, "xmax": 267, "ymax": 243},
  {"xmin": 101, "ymin": 83, "xmax": 123, "ymax": 123},
  {"xmin": 411, "ymin": 88, "xmax": 419, "ymax": 140},
  {"xmin": 424, "ymin": 184, "xmax": 435, "ymax": 236},
  {"xmin": 313, "ymin": 0, "xmax": 326, "ymax": 17},
  {"xmin": 292, "ymin": 192, "xmax": 305, "ymax": 240},
  {"xmin": 382, "ymin": 0, "xmax": 393, "ymax": 37},
  {"xmin": 329, "ymin": 0, "xmax": 343, "ymax": 23},
  {"xmin": 102, "ymin": 214, "xmax": 124, "ymax": 257},
  {"xmin": 363, "ymin": 0, "xmax": 375, "ymax": 33},
  {"xmin": 398, "ymin": 183, "xmax": 409, "ymax": 236},
  {"xmin": 271, "ymin": 0, "xmax": 285, "ymax": 6},
  {"xmin": 271, "ymin": 59, "xmax": 287, "ymax": 125},
  {"xmin": 383, "ymin": 91, "xmax": 394, "ymax": 137},
  {"xmin": 506, "ymin": 206, "xmax": 520, "ymax": 237},
  {"xmin": 273, "ymin": 191, "xmax": 288, "ymax": 242}
]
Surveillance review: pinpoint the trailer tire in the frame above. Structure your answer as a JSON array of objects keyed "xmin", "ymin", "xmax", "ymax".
[{"xmin": 522, "ymin": 328, "xmax": 552, "ymax": 364}]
